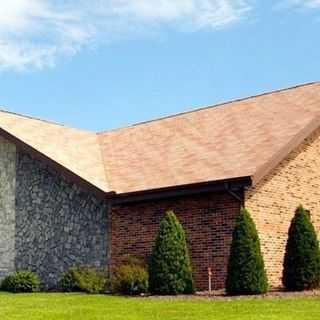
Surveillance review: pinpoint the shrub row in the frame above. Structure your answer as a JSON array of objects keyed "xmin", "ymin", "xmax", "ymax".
[
  {"xmin": 226, "ymin": 205, "xmax": 320, "ymax": 295},
  {"xmin": 2, "ymin": 206, "xmax": 319, "ymax": 295},
  {"xmin": 0, "ymin": 267, "xmax": 108, "ymax": 294}
]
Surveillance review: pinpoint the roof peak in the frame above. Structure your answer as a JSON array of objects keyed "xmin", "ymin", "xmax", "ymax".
[{"xmin": 98, "ymin": 81, "xmax": 320, "ymax": 134}]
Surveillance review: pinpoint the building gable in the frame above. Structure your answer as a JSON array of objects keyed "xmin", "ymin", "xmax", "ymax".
[{"xmin": 245, "ymin": 126, "xmax": 320, "ymax": 286}]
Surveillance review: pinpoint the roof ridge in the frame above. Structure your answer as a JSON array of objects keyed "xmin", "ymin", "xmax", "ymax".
[
  {"xmin": 96, "ymin": 133, "xmax": 112, "ymax": 192},
  {"xmin": 0, "ymin": 108, "xmax": 68, "ymax": 128},
  {"xmin": 98, "ymin": 81, "xmax": 320, "ymax": 135},
  {"xmin": 0, "ymin": 108, "xmax": 95, "ymax": 133}
]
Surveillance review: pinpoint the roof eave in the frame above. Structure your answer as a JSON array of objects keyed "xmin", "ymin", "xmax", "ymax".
[
  {"xmin": 108, "ymin": 176, "xmax": 252, "ymax": 205},
  {"xmin": 0, "ymin": 127, "xmax": 108, "ymax": 200}
]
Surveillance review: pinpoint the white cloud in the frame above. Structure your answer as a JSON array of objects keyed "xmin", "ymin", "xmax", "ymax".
[
  {"xmin": 302, "ymin": 0, "xmax": 320, "ymax": 7},
  {"xmin": 0, "ymin": 0, "xmax": 252, "ymax": 71},
  {"xmin": 278, "ymin": 0, "xmax": 320, "ymax": 9},
  {"xmin": 107, "ymin": 0, "xmax": 251, "ymax": 28}
]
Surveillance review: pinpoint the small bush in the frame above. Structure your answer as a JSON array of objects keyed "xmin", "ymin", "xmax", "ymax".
[
  {"xmin": 120, "ymin": 254, "xmax": 146, "ymax": 268},
  {"xmin": 282, "ymin": 205, "xmax": 320, "ymax": 291},
  {"xmin": 2, "ymin": 271, "xmax": 40, "ymax": 293},
  {"xmin": 60, "ymin": 266, "xmax": 107, "ymax": 294},
  {"xmin": 112, "ymin": 260, "xmax": 149, "ymax": 296},
  {"xmin": 149, "ymin": 211, "xmax": 195, "ymax": 295},
  {"xmin": 226, "ymin": 208, "xmax": 268, "ymax": 295},
  {"xmin": 59, "ymin": 268, "xmax": 78, "ymax": 292}
]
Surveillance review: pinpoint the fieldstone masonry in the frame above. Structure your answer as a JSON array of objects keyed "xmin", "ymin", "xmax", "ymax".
[
  {"xmin": 0, "ymin": 137, "xmax": 16, "ymax": 279},
  {"xmin": 15, "ymin": 151, "xmax": 109, "ymax": 288},
  {"xmin": 0, "ymin": 136, "xmax": 109, "ymax": 288}
]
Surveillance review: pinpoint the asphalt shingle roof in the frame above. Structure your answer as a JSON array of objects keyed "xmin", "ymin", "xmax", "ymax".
[
  {"xmin": 1, "ymin": 82, "xmax": 320, "ymax": 195},
  {"xmin": 0, "ymin": 110, "xmax": 109, "ymax": 192}
]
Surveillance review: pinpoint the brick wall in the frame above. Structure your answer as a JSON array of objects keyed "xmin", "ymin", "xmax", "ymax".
[
  {"xmin": 245, "ymin": 127, "xmax": 320, "ymax": 288},
  {"xmin": 110, "ymin": 191, "xmax": 241, "ymax": 291}
]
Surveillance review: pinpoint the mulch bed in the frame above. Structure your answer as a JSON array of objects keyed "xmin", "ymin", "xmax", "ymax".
[{"xmin": 143, "ymin": 289, "xmax": 320, "ymax": 300}]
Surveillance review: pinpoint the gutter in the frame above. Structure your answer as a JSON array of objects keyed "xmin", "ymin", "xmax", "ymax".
[{"xmin": 107, "ymin": 176, "xmax": 252, "ymax": 205}]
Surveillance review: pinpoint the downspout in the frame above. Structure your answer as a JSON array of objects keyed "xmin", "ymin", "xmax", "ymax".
[{"xmin": 224, "ymin": 183, "xmax": 244, "ymax": 205}]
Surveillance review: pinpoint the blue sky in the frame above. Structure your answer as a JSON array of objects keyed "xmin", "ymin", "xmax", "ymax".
[{"xmin": 0, "ymin": 0, "xmax": 319, "ymax": 131}]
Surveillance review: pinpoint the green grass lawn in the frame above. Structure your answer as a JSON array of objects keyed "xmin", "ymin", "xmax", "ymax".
[{"xmin": 0, "ymin": 293, "xmax": 319, "ymax": 320}]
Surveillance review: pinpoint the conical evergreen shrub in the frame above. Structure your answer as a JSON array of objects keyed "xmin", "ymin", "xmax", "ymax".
[
  {"xmin": 149, "ymin": 210, "xmax": 194, "ymax": 295},
  {"xmin": 282, "ymin": 205, "xmax": 320, "ymax": 291},
  {"xmin": 226, "ymin": 208, "xmax": 268, "ymax": 295}
]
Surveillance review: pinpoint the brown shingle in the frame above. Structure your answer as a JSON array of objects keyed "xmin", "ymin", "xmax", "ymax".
[
  {"xmin": 98, "ymin": 82, "xmax": 320, "ymax": 194},
  {"xmin": 1, "ymin": 82, "xmax": 320, "ymax": 195},
  {"xmin": 0, "ymin": 110, "xmax": 109, "ymax": 191}
]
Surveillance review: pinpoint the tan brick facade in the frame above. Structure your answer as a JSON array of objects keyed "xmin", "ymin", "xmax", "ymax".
[{"xmin": 245, "ymin": 127, "xmax": 320, "ymax": 288}]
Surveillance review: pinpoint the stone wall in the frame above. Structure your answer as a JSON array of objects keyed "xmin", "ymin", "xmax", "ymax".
[
  {"xmin": 111, "ymin": 191, "xmax": 241, "ymax": 291},
  {"xmin": 15, "ymin": 151, "xmax": 109, "ymax": 289},
  {"xmin": 0, "ymin": 137, "xmax": 16, "ymax": 279},
  {"xmin": 245, "ymin": 127, "xmax": 320, "ymax": 288}
]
